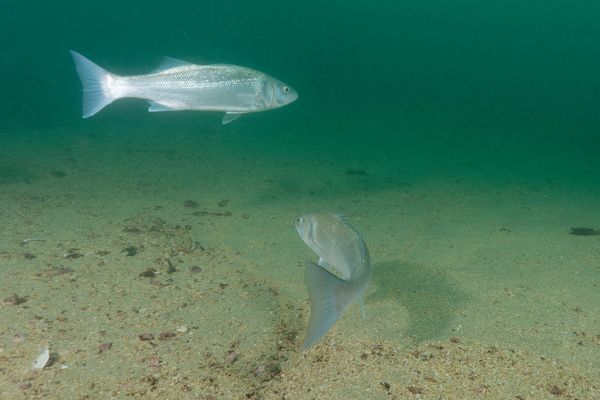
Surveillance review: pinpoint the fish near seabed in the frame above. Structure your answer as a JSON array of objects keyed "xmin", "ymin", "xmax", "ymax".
[
  {"xmin": 69, "ymin": 50, "xmax": 298, "ymax": 124},
  {"xmin": 295, "ymin": 213, "xmax": 371, "ymax": 350}
]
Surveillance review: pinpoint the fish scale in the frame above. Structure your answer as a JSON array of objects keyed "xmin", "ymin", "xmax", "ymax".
[{"xmin": 121, "ymin": 69, "xmax": 262, "ymax": 111}]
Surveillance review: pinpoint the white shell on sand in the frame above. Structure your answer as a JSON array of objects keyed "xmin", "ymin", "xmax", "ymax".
[{"xmin": 32, "ymin": 348, "xmax": 50, "ymax": 370}]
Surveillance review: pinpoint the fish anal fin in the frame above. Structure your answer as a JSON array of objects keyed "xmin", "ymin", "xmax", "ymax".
[
  {"xmin": 148, "ymin": 101, "xmax": 176, "ymax": 112},
  {"xmin": 222, "ymin": 112, "xmax": 246, "ymax": 125}
]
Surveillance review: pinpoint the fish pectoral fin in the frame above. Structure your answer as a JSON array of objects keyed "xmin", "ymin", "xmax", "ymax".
[
  {"xmin": 148, "ymin": 101, "xmax": 176, "ymax": 112},
  {"xmin": 303, "ymin": 260, "xmax": 348, "ymax": 350},
  {"xmin": 318, "ymin": 257, "xmax": 350, "ymax": 280},
  {"xmin": 222, "ymin": 112, "xmax": 246, "ymax": 125},
  {"xmin": 152, "ymin": 56, "xmax": 194, "ymax": 72},
  {"xmin": 358, "ymin": 295, "xmax": 367, "ymax": 320}
]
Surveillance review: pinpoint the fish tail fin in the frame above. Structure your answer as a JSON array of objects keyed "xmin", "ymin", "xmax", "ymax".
[
  {"xmin": 303, "ymin": 260, "xmax": 353, "ymax": 350},
  {"xmin": 69, "ymin": 50, "xmax": 119, "ymax": 118}
]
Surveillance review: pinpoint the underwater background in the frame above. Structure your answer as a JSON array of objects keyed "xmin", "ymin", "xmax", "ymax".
[{"xmin": 1, "ymin": 1, "xmax": 599, "ymax": 398}]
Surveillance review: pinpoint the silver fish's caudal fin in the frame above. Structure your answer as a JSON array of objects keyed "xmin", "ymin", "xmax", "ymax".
[
  {"xmin": 69, "ymin": 50, "xmax": 118, "ymax": 118},
  {"xmin": 303, "ymin": 260, "xmax": 351, "ymax": 350}
]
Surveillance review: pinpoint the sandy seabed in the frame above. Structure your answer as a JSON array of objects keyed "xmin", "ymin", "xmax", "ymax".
[{"xmin": 0, "ymin": 123, "xmax": 599, "ymax": 399}]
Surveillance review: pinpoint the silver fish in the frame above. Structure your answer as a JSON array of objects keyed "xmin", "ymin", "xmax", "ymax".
[
  {"xmin": 69, "ymin": 50, "xmax": 298, "ymax": 124},
  {"xmin": 295, "ymin": 213, "xmax": 371, "ymax": 349}
]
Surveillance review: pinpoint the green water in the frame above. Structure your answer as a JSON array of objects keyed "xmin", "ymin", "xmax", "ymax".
[
  {"xmin": 2, "ymin": 1, "xmax": 600, "ymax": 183},
  {"xmin": 1, "ymin": 1, "xmax": 599, "ymax": 398}
]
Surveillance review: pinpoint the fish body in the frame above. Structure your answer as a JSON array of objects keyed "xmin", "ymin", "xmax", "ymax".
[
  {"xmin": 295, "ymin": 213, "xmax": 371, "ymax": 349},
  {"xmin": 69, "ymin": 51, "xmax": 298, "ymax": 124}
]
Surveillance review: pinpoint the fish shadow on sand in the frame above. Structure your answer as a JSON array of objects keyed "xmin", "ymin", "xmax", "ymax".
[
  {"xmin": 247, "ymin": 173, "xmax": 410, "ymax": 208},
  {"xmin": 369, "ymin": 261, "xmax": 469, "ymax": 343}
]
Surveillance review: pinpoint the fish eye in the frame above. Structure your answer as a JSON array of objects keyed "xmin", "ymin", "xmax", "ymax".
[{"xmin": 283, "ymin": 86, "xmax": 289, "ymax": 93}]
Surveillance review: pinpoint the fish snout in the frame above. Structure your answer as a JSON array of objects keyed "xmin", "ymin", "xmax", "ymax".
[
  {"xmin": 270, "ymin": 79, "xmax": 298, "ymax": 108},
  {"xmin": 285, "ymin": 86, "xmax": 299, "ymax": 103}
]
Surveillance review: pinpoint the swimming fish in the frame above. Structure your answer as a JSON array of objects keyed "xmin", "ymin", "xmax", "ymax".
[
  {"xmin": 69, "ymin": 50, "xmax": 298, "ymax": 124},
  {"xmin": 295, "ymin": 213, "xmax": 371, "ymax": 349}
]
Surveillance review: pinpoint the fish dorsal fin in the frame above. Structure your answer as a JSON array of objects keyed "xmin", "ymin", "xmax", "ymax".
[
  {"xmin": 334, "ymin": 213, "xmax": 348, "ymax": 222},
  {"xmin": 153, "ymin": 56, "xmax": 193, "ymax": 72}
]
